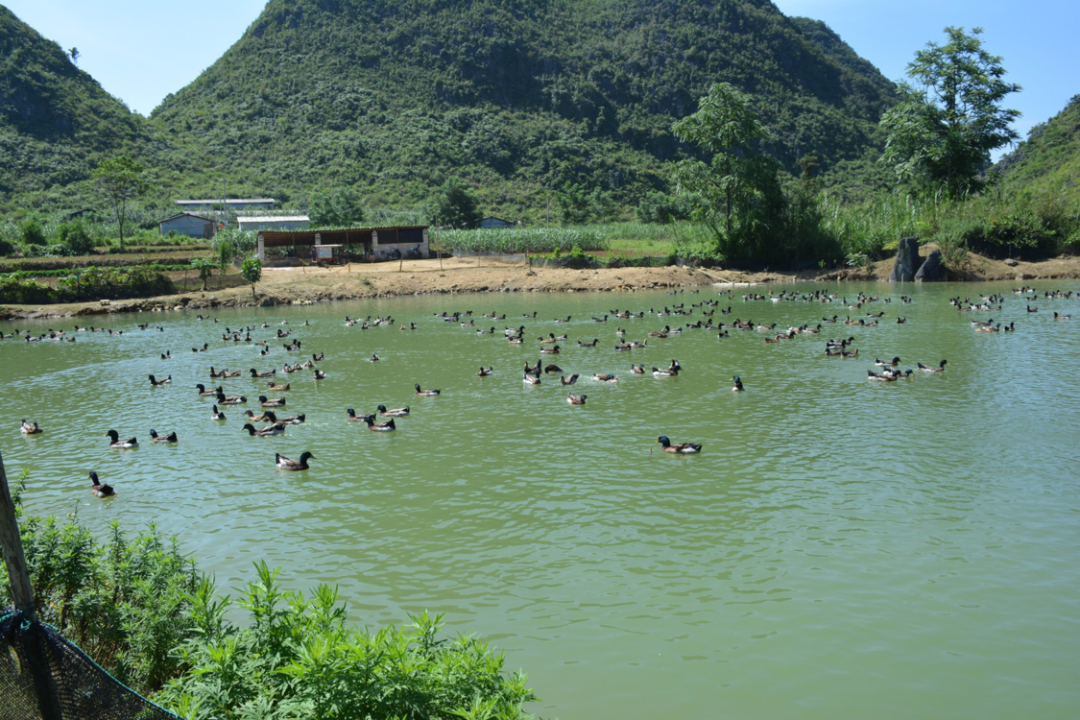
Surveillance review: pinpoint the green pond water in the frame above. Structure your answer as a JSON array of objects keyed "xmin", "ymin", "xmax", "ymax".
[{"xmin": 2, "ymin": 281, "xmax": 1079, "ymax": 719}]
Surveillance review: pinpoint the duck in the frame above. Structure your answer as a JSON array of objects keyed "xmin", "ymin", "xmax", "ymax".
[
  {"xmin": 578, "ymin": 338, "xmax": 599, "ymax": 347},
  {"xmin": 347, "ymin": 408, "xmax": 376, "ymax": 423},
  {"xmin": 245, "ymin": 409, "xmax": 275, "ymax": 423},
  {"xmin": 270, "ymin": 411, "xmax": 306, "ymax": 425},
  {"xmin": 242, "ymin": 422, "xmax": 286, "ymax": 436},
  {"xmin": 567, "ymin": 393, "xmax": 587, "ymax": 405},
  {"xmin": 731, "ymin": 376, "xmax": 744, "ymax": 392},
  {"xmin": 250, "ymin": 368, "xmax": 276, "ymax": 378},
  {"xmin": 652, "ymin": 366, "xmax": 678, "ymax": 378},
  {"xmin": 160, "ymin": 351, "xmax": 171, "ymax": 360},
  {"xmin": 211, "ymin": 405, "xmax": 226, "ymax": 421},
  {"xmin": 276, "ymin": 451, "xmax": 315, "ymax": 471},
  {"xmin": 867, "ymin": 369, "xmax": 898, "ymax": 382},
  {"xmin": 540, "ymin": 345, "xmax": 561, "ymax": 355},
  {"xmin": 148, "ymin": 374, "xmax": 171, "ymax": 386},
  {"xmin": 312, "ymin": 352, "xmax": 325, "ymax": 361},
  {"xmin": 313, "ymin": 369, "xmax": 327, "ymax": 380},
  {"xmin": 652, "ymin": 436, "xmax": 702, "ymax": 454},
  {"xmin": 874, "ymin": 356, "xmax": 901, "ymax": 368},
  {"xmin": 544, "ymin": 364, "xmax": 563, "ymax": 374},
  {"xmin": 195, "ymin": 383, "xmax": 218, "ymax": 397},
  {"xmin": 20, "ymin": 419, "xmax": 42, "ymax": 435},
  {"xmin": 477, "ymin": 366, "xmax": 494, "ymax": 376},
  {"xmin": 215, "ymin": 391, "xmax": 247, "ymax": 406},
  {"xmin": 414, "ymin": 383, "xmax": 441, "ymax": 396},
  {"xmin": 593, "ymin": 373, "xmax": 619, "ymax": 382},
  {"xmin": 523, "ymin": 373, "xmax": 542, "ymax": 385},
  {"xmin": 918, "ymin": 359, "xmax": 948, "ymax": 373},
  {"xmin": 630, "ymin": 364, "xmax": 645, "ymax": 374},
  {"xmin": 560, "ymin": 374, "xmax": 580, "ymax": 385},
  {"xmin": 149, "ymin": 429, "xmax": 178, "ymax": 444},
  {"xmin": 377, "ymin": 404, "xmax": 410, "ymax": 417},
  {"xmin": 258, "ymin": 395, "xmax": 286, "ymax": 407},
  {"xmin": 367, "ymin": 353, "xmax": 381, "ymax": 362},
  {"xmin": 104, "ymin": 430, "xmax": 138, "ymax": 448},
  {"xmin": 267, "ymin": 381, "xmax": 291, "ymax": 391},
  {"xmin": 89, "ymin": 470, "xmax": 115, "ymax": 497},
  {"xmin": 364, "ymin": 417, "xmax": 396, "ymax": 432}
]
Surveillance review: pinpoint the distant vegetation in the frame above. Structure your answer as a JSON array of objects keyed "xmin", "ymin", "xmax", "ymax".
[{"xmin": 0, "ymin": 4, "xmax": 1077, "ymax": 278}]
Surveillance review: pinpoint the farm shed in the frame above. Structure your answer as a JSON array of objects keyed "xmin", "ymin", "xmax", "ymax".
[
  {"xmin": 256, "ymin": 226, "xmax": 429, "ymax": 264},
  {"xmin": 159, "ymin": 212, "xmax": 215, "ymax": 239}
]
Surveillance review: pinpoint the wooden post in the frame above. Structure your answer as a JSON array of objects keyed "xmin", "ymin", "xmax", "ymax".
[{"xmin": 0, "ymin": 452, "xmax": 35, "ymax": 621}]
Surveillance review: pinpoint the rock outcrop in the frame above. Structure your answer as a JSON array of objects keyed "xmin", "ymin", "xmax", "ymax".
[
  {"xmin": 915, "ymin": 250, "xmax": 946, "ymax": 281},
  {"xmin": 889, "ymin": 237, "xmax": 919, "ymax": 281}
]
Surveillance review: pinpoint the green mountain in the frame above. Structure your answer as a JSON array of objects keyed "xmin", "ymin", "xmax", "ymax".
[
  {"xmin": 150, "ymin": 0, "xmax": 897, "ymax": 217},
  {"xmin": 0, "ymin": 5, "xmax": 151, "ymax": 209},
  {"xmin": 995, "ymin": 94, "xmax": 1080, "ymax": 202},
  {"xmin": 2, "ymin": 0, "xmax": 900, "ymax": 218}
]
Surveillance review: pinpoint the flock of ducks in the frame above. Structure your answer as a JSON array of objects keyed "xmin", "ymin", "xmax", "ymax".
[{"xmin": 13, "ymin": 284, "xmax": 1079, "ymax": 493}]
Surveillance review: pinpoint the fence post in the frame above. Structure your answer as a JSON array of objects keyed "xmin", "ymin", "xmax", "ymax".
[
  {"xmin": 0, "ymin": 453, "xmax": 64, "ymax": 720},
  {"xmin": 0, "ymin": 452, "xmax": 35, "ymax": 620}
]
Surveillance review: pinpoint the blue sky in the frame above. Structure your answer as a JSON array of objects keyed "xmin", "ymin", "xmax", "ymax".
[{"xmin": 5, "ymin": 0, "xmax": 1077, "ymax": 150}]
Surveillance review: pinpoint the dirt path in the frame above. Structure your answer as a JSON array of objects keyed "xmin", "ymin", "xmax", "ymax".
[{"xmin": 3, "ymin": 250, "xmax": 1078, "ymax": 320}]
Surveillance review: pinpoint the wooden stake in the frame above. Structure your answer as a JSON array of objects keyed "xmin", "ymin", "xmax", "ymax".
[{"xmin": 0, "ymin": 451, "xmax": 36, "ymax": 621}]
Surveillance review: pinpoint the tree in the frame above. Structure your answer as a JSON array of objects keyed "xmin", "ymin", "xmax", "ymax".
[
  {"xmin": 68, "ymin": 47, "xmax": 79, "ymax": 65},
  {"xmin": 429, "ymin": 178, "xmax": 482, "ymax": 228},
  {"xmin": 671, "ymin": 82, "xmax": 784, "ymax": 261},
  {"xmin": 881, "ymin": 27, "xmax": 1021, "ymax": 198},
  {"xmin": 191, "ymin": 257, "xmax": 215, "ymax": 291},
  {"xmin": 309, "ymin": 187, "xmax": 365, "ymax": 227},
  {"xmin": 241, "ymin": 256, "xmax": 262, "ymax": 298},
  {"xmin": 93, "ymin": 156, "xmax": 147, "ymax": 250}
]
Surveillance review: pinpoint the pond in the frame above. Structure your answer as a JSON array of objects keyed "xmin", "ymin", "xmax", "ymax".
[{"xmin": 2, "ymin": 281, "xmax": 1078, "ymax": 719}]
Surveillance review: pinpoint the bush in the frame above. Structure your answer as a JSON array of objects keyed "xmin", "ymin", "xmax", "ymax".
[
  {"xmin": 0, "ymin": 237, "xmax": 15, "ymax": 257},
  {"xmin": 58, "ymin": 220, "xmax": 96, "ymax": 255},
  {"xmin": 19, "ymin": 218, "xmax": 47, "ymax": 246},
  {"xmin": 155, "ymin": 563, "xmax": 538, "ymax": 720}
]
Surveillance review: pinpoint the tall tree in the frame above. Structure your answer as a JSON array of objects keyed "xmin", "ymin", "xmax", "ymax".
[
  {"xmin": 93, "ymin": 156, "xmax": 147, "ymax": 250},
  {"xmin": 671, "ymin": 82, "xmax": 784, "ymax": 260},
  {"xmin": 429, "ymin": 178, "xmax": 482, "ymax": 229},
  {"xmin": 881, "ymin": 27, "xmax": 1021, "ymax": 198}
]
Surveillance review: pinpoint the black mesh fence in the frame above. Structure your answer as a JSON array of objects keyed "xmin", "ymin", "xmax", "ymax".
[{"xmin": 0, "ymin": 611, "xmax": 180, "ymax": 720}]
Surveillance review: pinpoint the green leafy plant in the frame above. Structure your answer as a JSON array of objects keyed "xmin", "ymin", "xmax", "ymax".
[{"xmin": 241, "ymin": 256, "xmax": 262, "ymax": 298}]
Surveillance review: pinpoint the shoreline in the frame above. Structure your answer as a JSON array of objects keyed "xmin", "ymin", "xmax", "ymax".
[{"xmin": 2, "ymin": 251, "xmax": 1078, "ymax": 321}]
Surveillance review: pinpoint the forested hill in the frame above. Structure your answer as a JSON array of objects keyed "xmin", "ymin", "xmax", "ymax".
[
  {"xmin": 995, "ymin": 95, "xmax": 1080, "ymax": 202},
  {"xmin": 0, "ymin": 5, "xmax": 150, "ymax": 206},
  {"xmin": 151, "ymin": 0, "xmax": 897, "ymax": 215}
]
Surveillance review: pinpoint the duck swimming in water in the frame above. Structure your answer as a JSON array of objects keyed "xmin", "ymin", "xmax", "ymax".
[
  {"xmin": 105, "ymin": 430, "xmax": 138, "ymax": 448},
  {"xmin": 195, "ymin": 383, "xmax": 218, "ymax": 397},
  {"xmin": 148, "ymin": 374, "xmax": 171, "ymax": 386},
  {"xmin": 276, "ymin": 451, "xmax": 314, "ymax": 471},
  {"xmin": 731, "ymin": 376, "xmax": 744, "ymax": 392},
  {"xmin": 258, "ymin": 395, "xmax": 286, "ymax": 407},
  {"xmin": 918, "ymin": 359, "xmax": 948, "ymax": 373},
  {"xmin": 652, "ymin": 436, "xmax": 702, "ymax": 454},
  {"xmin": 211, "ymin": 405, "xmax": 226, "ymax": 421},
  {"xmin": 414, "ymin": 383, "xmax": 441, "ymax": 396},
  {"xmin": 89, "ymin": 470, "xmax": 115, "ymax": 497},
  {"xmin": 347, "ymin": 408, "xmax": 375, "ymax": 423},
  {"xmin": 216, "ymin": 390, "xmax": 247, "ymax": 406},
  {"xmin": 567, "ymin": 393, "xmax": 587, "ymax": 405},
  {"xmin": 377, "ymin": 404, "xmax": 410, "ymax": 417},
  {"xmin": 149, "ymin": 429, "xmax": 178, "ymax": 444},
  {"xmin": 242, "ymin": 422, "xmax": 286, "ymax": 436},
  {"xmin": 364, "ymin": 417, "xmax": 396, "ymax": 432},
  {"xmin": 20, "ymin": 419, "xmax": 42, "ymax": 435}
]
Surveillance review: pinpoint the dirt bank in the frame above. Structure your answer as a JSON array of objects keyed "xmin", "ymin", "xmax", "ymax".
[{"xmin": 3, "ymin": 250, "xmax": 1078, "ymax": 320}]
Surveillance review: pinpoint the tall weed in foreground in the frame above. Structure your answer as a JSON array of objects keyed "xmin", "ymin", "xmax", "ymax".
[
  {"xmin": 158, "ymin": 561, "xmax": 538, "ymax": 720},
  {"xmin": 0, "ymin": 474, "xmax": 200, "ymax": 694}
]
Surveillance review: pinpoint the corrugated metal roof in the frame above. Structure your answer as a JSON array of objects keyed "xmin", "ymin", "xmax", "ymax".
[
  {"xmin": 238, "ymin": 216, "xmax": 310, "ymax": 223},
  {"xmin": 175, "ymin": 199, "xmax": 276, "ymax": 205}
]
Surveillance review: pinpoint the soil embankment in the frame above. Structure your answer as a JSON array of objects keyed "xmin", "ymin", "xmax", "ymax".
[{"xmin": 2, "ymin": 251, "xmax": 1078, "ymax": 320}]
